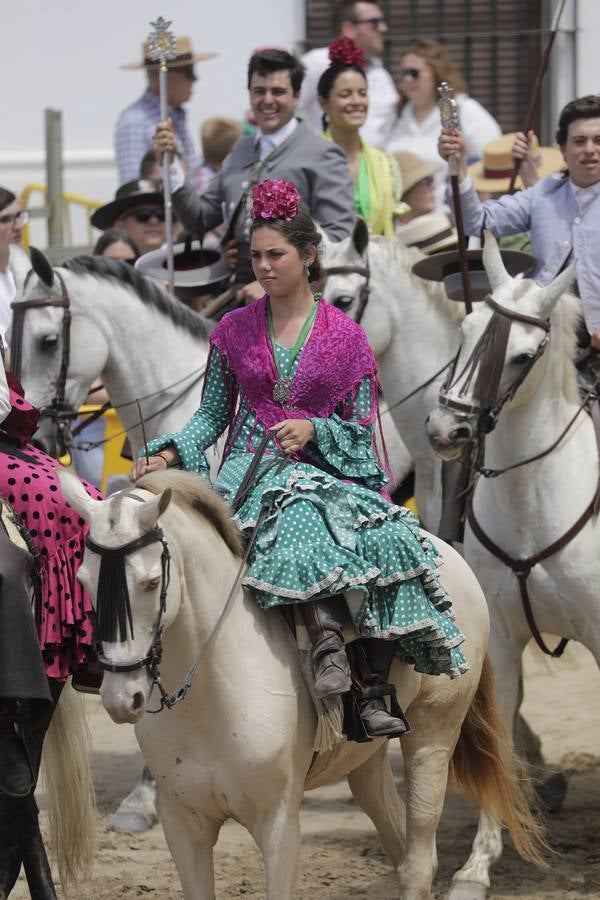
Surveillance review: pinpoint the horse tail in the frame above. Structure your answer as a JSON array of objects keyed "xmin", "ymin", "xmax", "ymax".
[
  {"xmin": 41, "ymin": 682, "xmax": 96, "ymax": 889},
  {"xmin": 449, "ymin": 654, "xmax": 547, "ymax": 867}
]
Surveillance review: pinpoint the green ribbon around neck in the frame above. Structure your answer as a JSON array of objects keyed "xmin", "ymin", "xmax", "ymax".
[{"xmin": 267, "ymin": 300, "xmax": 319, "ymax": 380}]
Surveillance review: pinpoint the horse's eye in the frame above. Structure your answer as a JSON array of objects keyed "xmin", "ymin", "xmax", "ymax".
[
  {"xmin": 40, "ymin": 334, "xmax": 59, "ymax": 351},
  {"xmin": 332, "ymin": 295, "xmax": 354, "ymax": 310},
  {"xmin": 144, "ymin": 577, "xmax": 161, "ymax": 592},
  {"xmin": 510, "ymin": 352, "xmax": 535, "ymax": 366}
]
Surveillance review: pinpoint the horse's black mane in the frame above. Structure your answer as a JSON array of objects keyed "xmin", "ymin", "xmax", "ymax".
[{"xmin": 62, "ymin": 255, "xmax": 214, "ymax": 340}]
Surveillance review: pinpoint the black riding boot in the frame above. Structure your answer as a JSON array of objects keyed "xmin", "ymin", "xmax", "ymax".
[
  {"xmin": 299, "ymin": 597, "xmax": 351, "ymax": 700},
  {"xmin": 355, "ymin": 639, "xmax": 411, "ymax": 738}
]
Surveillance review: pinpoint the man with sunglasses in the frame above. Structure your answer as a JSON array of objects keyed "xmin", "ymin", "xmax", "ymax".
[
  {"xmin": 91, "ymin": 179, "xmax": 170, "ymax": 258},
  {"xmin": 114, "ymin": 36, "xmax": 217, "ymax": 184},
  {"xmin": 300, "ymin": 0, "xmax": 398, "ymax": 148}
]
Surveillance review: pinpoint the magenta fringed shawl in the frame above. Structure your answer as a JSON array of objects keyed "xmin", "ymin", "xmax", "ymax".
[{"xmin": 207, "ymin": 296, "xmax": 381, "ymax": 462}]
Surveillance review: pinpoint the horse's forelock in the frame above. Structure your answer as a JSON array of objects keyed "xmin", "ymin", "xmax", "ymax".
[{"xmin": 136, "ymin": 470, "xmax": 244, "ymax": 558}]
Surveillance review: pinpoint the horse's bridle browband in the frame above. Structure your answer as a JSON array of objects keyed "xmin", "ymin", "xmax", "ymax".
[
  {"xmin": 439, "ymin": 293, "xmax": 551, "ymax": 432},
  {"xmin": 324, "ymin": 259, "xmax": 371, "ymax": 325},
  {"xmin": 85, "ymin": 525, "xmax": 171, "ymax": 677},
  {"xmin": 11, "ymin": 270, "xmax": 73, "ymax": 454}
]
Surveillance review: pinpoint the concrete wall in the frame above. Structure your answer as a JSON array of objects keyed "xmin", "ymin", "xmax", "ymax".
[{"xmin": 0, "ymin": 0, "xmax": 304, "ymax": 245}]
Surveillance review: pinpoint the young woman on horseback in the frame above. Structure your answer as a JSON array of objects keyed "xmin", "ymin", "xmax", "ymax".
[{"xmin": 132, "ymin": 179, "xmax": 468, "ymax": 738}]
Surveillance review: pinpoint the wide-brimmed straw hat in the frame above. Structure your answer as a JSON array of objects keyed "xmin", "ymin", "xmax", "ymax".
[
  {"xmin": 395, "ymin": 152, "xmax": 437, "ymax": 198},
  {"xmin": 397, "ymin": 212, "xmax": 458, "ymax": 256},
  {"xmin": 121, "ymin": 36, "xmax": 216, "ymax": 70},
  {"xmin": 412, "ymin": 247, "xmax": 534, "ymax": 302},
  {"xmin": 135, "ymin": 238, "xmax": 230, "ymax": 301},
  {"xmin": 91, "ymin": 180, "xmax": 164, "ymax": 231},
  {"xmin": 468, "ymin": 133, "xmax": 565, "ymax": 193}
]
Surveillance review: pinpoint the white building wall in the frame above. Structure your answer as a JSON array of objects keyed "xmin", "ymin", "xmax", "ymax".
[{"xmin": 0, "ymin": 0, "xmax": 305, "ymax": 245}]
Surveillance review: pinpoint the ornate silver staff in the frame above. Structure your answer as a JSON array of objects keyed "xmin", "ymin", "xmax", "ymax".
[
  {"xmin": 147, "ymin": 16, "xmax": 177, "ymax": 294},
  {"xmin": 438, "ymin": 81, "xmax": 473, "ymax": 314}
]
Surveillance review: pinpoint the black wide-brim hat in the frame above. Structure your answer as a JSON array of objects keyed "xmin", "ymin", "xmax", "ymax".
[
  {"xmin": 412, "ymin": 248, "xmax": 534, "ymax": 302},
  {"xmin": 91, "ymin": 179, "xmax": 164, "ymax": 231},
  {"xmin": 135, "ymin": 239, "xmax": 231, "ymax": 292}
]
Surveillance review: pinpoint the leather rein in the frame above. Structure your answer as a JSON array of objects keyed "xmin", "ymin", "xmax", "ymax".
[{"xmin": 443, "ymin": 294, "xmax": 600, "ymax": 658}]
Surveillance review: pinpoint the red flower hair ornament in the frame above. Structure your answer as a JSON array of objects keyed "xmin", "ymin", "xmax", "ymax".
[
  {"xmin": 328, "ymin": 37, "xmax": 366, "ymax": 69},
  {"xmin": 250, "ymin": 179, "xmax": 300, "ymax": 222}
]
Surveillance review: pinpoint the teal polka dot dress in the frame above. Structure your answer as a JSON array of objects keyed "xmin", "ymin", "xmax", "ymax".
[{"xmin": 146, "ymin": 344, "xmax": 468, "ymax": 679}]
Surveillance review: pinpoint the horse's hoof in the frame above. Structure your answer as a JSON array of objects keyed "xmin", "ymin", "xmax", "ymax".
[
  {"xmin": 108, "ymin": 774, "xmax": 158, "ymax": 833},
  {"xmin": 535, "ymin": 771, "xmax": 569, "ymax": 814},
  {"xmin": 448, "ymin": 881, "xmax": 488, "ymax": 900},
  {"xmin": 109, "ymin": 809, "xmax": 157, "ymax": 832}
]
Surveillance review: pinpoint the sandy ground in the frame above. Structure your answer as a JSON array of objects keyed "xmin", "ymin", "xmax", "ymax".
[{"xmin": 13, "ymin": 642, "xmax": 600, "ymax": 899}]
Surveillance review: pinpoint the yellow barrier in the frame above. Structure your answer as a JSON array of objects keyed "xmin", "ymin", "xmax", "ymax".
[
  {"xmin": 17, "ymin": 183, "xmax": 102, "ymax": 251},
  {"xmin": 75, "ymin": 405, "xmax": 131, "ymax": 495}
]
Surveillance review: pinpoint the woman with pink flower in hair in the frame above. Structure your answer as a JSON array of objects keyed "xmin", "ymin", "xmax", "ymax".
[
  {"xmin": 317, "ymin": 38, "xmax": 407, "ymax": 237},
  {"xmin": 133, "ymin": 179, "xmax": 467, "ymax": 740}
]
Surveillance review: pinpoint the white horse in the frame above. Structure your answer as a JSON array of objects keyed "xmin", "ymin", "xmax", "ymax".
[
  {"xmin": 10, "ymin": 246, "xmax": 212, "ymax": 459},
  {"xmin": 59, "ymin": 465, "xmax": 543, "ymax": 900},
  {"xmin": 425, "ymin": 234, "xmax": 592, "ymax": 897},
  {"xmin": 322, "ymin": 221, "xmax": 463, "ymax": 531}
]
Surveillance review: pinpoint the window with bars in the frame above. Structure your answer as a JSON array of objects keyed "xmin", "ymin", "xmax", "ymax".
[{"xmin": 304, "ymin": 0, "xmax": 543, "ymax": 135}]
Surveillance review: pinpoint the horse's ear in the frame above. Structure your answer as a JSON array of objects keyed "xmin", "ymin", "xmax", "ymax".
[
  {"xmin": 56, "ymin": 468, "xmax": 102, "ymax": 522},
  {"xmin": 538, "ymin": 260, "xmax": 577, "ymax": 319},
  {"xmin": 138, "ymin": 488, "xmax": 172, "ymax": 532},
  {"xmin": 482, "ymin": 231, "xmax": 509, "ymax": 292},
  {"xmin": 29, "ymin": 246, "xmax": 54, "ymax": 289},
  {"xmin": 351, "ymin": 217, "xmax": 369, "ymax": 258}
]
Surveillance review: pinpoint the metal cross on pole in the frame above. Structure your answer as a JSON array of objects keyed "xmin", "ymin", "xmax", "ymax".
[{"xmin": 147, "ymin": 16, "xmax": 177, "ymax": 294}]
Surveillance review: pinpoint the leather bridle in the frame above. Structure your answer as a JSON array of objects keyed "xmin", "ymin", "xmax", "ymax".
[
  {"xmin": 439, "ymin": 294, "xmax": 551, "ymax": 434},
  {"xmin": 11, "ymin": 270, "xmax": 74, "ymax": 456},
  {"xmin": 324, "ymin": 257, "xmax": 371, "ymax": 325}
]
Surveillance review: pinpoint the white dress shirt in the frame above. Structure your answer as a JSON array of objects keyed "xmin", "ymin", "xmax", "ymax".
[
  {"xmin": 299, "ymin": 46, "xmax": 399, "ymax": 149},
  {"xmin": 255, "ymin": 117, "xmax": 298, "ymax": 160},
  {"xmin": 386, "ymin": 95, "xmax": 501, "ymax": 211}
]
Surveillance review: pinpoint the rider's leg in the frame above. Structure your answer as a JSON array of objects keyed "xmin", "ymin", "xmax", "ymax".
[
  {"xmin": 354, "ymin": 638, "xmax": 411, "ymax": 738},
  {"xmin": 298, "ymin": 597, "xmax": 351, "ymax": 699}
]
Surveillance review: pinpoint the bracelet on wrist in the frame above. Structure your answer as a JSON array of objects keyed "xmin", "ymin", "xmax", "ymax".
[{"xmin": 156, "ymin": 451, "xmax": 172, "ymax": 467}]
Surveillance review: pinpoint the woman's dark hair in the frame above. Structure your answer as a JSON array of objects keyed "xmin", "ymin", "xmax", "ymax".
[
  {"xmin": 247, "ymin": 49, "xmax": 305, "ymax": 95},
  {"xmin": 93, "ymin": 228, "xmax": 140, "ymax": 259},
  {"xmin": 556, "ymin": 95, "xmax": 600, "ymax": 145},
  {"xmin": 0, "ymin": 188, "xmax": 16, "ymax": 213},
  {"xmin": 249, "ymin": 205, "xmax": 323, "ymax": 282},
  {"xmin": 317, "ymin": 41, "xmax": 367, "ymax": 131}
]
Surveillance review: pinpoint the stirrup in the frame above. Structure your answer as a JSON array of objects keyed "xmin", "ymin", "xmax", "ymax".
[{"xmin": 358, "ymin": 681, "xmax": 411, "ymax": 739}]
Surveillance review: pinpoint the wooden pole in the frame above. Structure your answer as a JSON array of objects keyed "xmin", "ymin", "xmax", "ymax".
[{"xmin": 508, "ymin": 0, "xmax": 568, "ymax": 194}]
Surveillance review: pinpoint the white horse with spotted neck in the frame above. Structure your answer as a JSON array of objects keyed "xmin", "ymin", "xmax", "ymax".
[
  {"xmin": 426, "ymin": 234, "xmax": 595, "ymax": 898},
  {"xmin": 59, "ymin": 465, "xmax": 543, "ymax": 900}
]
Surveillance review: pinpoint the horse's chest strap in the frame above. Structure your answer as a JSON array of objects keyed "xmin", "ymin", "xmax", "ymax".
[{"xmin": 466, "ymin": 398, "xmax": 600, "ymax": 658}]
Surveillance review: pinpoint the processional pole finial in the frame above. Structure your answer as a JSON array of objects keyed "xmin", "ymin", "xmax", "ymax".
[
  {"xmin": 147, "ymin": 16, "xmax": 177, "ymax": 295},
  {"xmin": 438, "ymin": 81, "xmax": 473, "ymax": 315}
]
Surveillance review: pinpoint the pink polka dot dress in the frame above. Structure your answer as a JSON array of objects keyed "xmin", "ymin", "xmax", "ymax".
[{"xmin": 1, "ymin": 379, "xmax": 103, "ymax": 681}]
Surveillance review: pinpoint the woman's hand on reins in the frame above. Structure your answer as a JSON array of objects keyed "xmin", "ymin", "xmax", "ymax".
[
  {"xmin": 131, "ymin": 454, "xmax": 169, "ymax": 481},
  {"xmin": 270, "ymin": 419, "xmax": 315, "ymax": 455}
]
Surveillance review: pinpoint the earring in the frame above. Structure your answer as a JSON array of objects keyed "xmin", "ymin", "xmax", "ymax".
[{"xmin": 304, "ymin": 261, "xmax": 310, "ymax": 275}]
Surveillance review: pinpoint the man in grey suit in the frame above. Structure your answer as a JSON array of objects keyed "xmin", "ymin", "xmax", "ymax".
[
  {"xmin": 438, "ymin": 95, "xmax": 600, "ymax": 347},
  {"xmin": 154, "ymin": 48, "xmax": 356, "ymax": 303}
]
